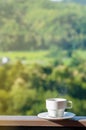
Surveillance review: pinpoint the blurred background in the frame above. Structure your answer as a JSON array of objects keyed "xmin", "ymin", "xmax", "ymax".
[{"xmin": 0, "ymin": 0, "xmax": 86, "ymax": 116}]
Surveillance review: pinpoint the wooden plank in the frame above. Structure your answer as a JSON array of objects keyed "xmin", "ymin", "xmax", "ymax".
[{"xmin": 0, "ymin": 116, "xmax": 85, "ymax": 127}]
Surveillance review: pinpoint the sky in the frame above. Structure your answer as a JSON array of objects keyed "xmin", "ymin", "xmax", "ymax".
[{"xmin": 50, "ymin": 0, "xmax": 63, "ymax": 2}]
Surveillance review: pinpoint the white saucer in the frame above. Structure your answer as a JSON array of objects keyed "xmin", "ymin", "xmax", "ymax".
[{"xmin": 37, "ymin": 111, "xmax": 75, "ymax": 120}]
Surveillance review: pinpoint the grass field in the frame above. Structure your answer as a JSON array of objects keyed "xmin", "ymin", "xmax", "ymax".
[
  {"xmin": 0, "ymin": 50, "xmax": 54, "ymax": 65},
  {"xmin": 0, "ymin": 50, "xmax": 85, "ymax": 65}
]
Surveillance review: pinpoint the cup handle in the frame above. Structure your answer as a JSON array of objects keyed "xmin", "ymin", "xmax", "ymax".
[{"xmin": 66, "ymin": 101, "xmax": 72, "ymax": 109}]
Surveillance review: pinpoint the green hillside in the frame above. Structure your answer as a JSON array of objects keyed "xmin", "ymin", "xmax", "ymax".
[{"xmin": 0, "ymin": 0, "xmax": 86, "ymax": 51}]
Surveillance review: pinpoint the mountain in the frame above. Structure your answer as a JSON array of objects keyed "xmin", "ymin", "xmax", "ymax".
[
  {"xmin": 69, "ymin": 0, "xmax": 86, "ymax": 5},
  {"xmin": 51, "ymin": 0, "xmax": 86, "ymax": 5}
]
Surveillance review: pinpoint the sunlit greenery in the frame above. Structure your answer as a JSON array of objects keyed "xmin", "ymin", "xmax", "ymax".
[{"xmin": 0, "ymin": 0, "xmax": 86, "ymax": 116}]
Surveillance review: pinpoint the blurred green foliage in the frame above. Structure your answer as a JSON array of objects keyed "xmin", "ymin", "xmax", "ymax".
[
  {"xmin": 0, "ymin": 0, "xmax": 86, "ymax": 51},
  {"xmin": 0, "ymin": 0, "xmax": 86, "ymax": 116},
  {"xmin": 0, "ymin": 59, "xmax": 86, "ymax": 116}
]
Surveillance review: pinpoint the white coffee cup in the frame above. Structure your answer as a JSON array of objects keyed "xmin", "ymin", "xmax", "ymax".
[{"xmin": 46, "ymin": 98, "xmax": 72, "ymax": 118}]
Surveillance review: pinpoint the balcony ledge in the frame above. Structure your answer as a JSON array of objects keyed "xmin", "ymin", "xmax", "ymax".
[{"xmin": 0, "ymin": 115, "xmax": 86, "ymax": 127}]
